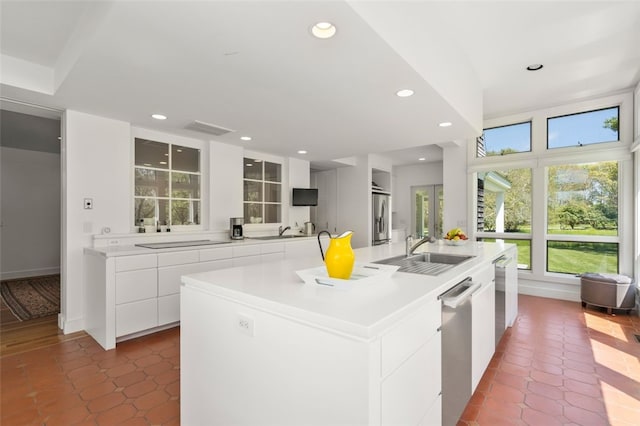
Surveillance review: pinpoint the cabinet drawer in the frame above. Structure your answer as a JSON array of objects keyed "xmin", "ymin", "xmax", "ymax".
[
  {"xmin": 233, "ymin": 244, "xmax": 261, "ymax": 258},
  {"xmin": 381, "ymin": 298, "xmax": 440, "ymax": 377},
  {"xmin": 199, "ymin": 246, "xmax": 233, "ymax": 262},
  {"xmin": 158, "ymin": 294, "xmax": 180, "ymax": 325},
  {"xmin": 159, "ymin": 264, "xmax": 198, "ymax": 296},
  {"xmin": 158, "ymin": 250, "xmax": 199, "ymax": 267},
  {"xmin": 262, "ymin": 252, "xmax": 285, "ymax": 263},
  {"xmin": 381, "ymin": 334, "xmax": 441, "ymax": 426},
  {"xmin": 115, "ymin": 254, "xmax": 157, "ymax": 272},
  {"xmin": 232, "ymin": 255, "xmax": 262, "ymax": 267},
  {"xmin": 115, "ymin": 269, "xmax": 158, "ymax": 304},
  {"xmin": 116, "ymin": 299, "xmax": 158, "ymax": 337},
  {"xmin": 261, "ymin": 242, "xmax": 284, "ymax": 254}
]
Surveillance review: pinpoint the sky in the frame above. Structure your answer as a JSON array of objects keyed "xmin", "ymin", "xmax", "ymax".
[{"xmin": 483, "ymin": 107, "xmax": 618, "ymax": 154}]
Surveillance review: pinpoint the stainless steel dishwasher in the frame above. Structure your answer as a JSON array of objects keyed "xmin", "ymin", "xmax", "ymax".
[{"xmin": 440, "ymin": 277, "xmax": 481, "ymax": 426}]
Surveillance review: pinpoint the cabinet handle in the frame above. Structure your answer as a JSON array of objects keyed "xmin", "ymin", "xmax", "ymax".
[{"xmin": 437, "ymin": 326, "xmax": 442, "ymax": 332}]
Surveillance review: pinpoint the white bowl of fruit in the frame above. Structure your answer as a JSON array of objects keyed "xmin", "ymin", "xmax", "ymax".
[{"xmin": 444, "ymin": 228, "xmax": 468, "ymax": 245}]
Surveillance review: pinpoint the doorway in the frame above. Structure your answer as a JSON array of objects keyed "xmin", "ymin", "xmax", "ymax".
[
  {"xmin": 0, "ymin": 100, "xmax": 62, "ymax": 328},
  {"xmin": 411, "ymin": 185, "xmax": 443, "ymax": 239}
]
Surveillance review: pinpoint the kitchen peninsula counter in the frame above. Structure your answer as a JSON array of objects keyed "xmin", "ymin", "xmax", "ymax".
[{"xmin": 180, "ymin": 241, "xmax": 517, "ymax": 426}]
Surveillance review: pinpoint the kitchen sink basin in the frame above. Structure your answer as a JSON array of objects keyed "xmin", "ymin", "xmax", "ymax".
[
  {"xmin": 373, "ymin": 252, "xmax": 474, "ymax": 276},
  {"xmin": 248, "ymin": 235, "xmax": 309, "ymax": 240}
]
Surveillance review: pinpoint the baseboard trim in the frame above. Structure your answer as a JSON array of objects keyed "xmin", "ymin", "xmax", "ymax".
[
  {"xmin": 518, "ymin": 277, "xmax": 581, "ymax": 302},
  {"xmin": 1, "ymin": 267, "xmax": 61, "ymax": 281},
  {"xmin": 62, "ymin": 316, "xmax": 84, "ymax": 334}
]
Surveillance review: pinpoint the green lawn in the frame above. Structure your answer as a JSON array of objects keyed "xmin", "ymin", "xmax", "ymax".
[{"xmin": 480, "ymin": 238, "xmax": 618, "ymax": 274}]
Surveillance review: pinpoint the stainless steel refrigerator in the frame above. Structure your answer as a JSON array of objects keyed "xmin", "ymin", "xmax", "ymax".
[{"xmin": 372, "ymin": 192, "xmax": 391, "ymax": 245}]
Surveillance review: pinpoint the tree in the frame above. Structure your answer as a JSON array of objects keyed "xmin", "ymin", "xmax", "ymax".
[
  {"xmin": 558, "ymin": 202, "xmax": 586, "ymax": 230},
  {"xmin": 603, "ymin": 117, "xmax": 618, "ymax": 133}
]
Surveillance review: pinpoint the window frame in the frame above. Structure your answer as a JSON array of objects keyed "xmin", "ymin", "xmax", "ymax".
[
  {"xmin": 132, "ymin": 134, "xmax": 205, "ymax": 232},
  {"xmin": 546, "ymin": 106, "xmax": 620, "ymax": 150},
  {"xmin": 469, "ymin": 91, "xmax": 633, "ymax": 283},
  {"xmin": 243, "ymin": 157, "xmax": 282, "ymax": 225},
  {"xmin": 478, "ymin": 120, "xmax": 532, "ymax": 157}
]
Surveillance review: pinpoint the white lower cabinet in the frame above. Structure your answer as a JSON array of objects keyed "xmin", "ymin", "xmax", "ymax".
[
  {"xmin": 471, "ymin": 264, "xmax": 496, "ymax": 393},
  {"xmin": 116, "ymin": 298, "xmax": 158, "ymax": 337},
  {"xmin": 158, "ymin": 294, "xmax": 180, "ymax": 325},
  {"xmin": 381, "ymin": 334, "xmax": 441, "ymax": 425},
  {"xmin": 420, "ymin": 394, "xmax": 443, "ymax": 426}
]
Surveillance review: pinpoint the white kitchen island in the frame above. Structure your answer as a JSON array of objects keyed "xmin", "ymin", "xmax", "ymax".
[{"xmin": 181, "ymin": 241, "xmax": 517, "ymax": 426}]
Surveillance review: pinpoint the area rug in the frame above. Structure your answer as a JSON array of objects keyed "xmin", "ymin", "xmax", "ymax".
[{"xmin": 0, "ymin": 275, "xmax": 60, "ymax": 321}]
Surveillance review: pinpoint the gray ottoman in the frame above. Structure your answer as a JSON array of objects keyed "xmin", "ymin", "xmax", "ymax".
[{"xmin": 580, "ymin": 273, "xmax": 636, "ymax": 314}]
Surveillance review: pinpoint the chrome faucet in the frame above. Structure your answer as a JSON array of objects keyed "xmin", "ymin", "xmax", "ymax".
[
  {"xmin": 278, "ymin": 225, "xmax": 291, "ymax": 236},
  {"xmin": 406, "ymin": 235, "xmax": 436, "ymax": 256}
]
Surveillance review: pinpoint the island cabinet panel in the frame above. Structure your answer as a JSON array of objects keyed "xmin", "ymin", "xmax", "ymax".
[
  {"xmin": 115, "ymin": 253, "xmax": 157, "ymax": 272},
  {"xmin": 116, "ymin": 299, "xmax": 157, "ymax": 337},
  {"xmin": 115, "ymin": 269, "xmax": 158, "ymax": 304},
  {"xmin": 181, "ymin": 286, "xmax": 371, "ymax": 426},
  {"xmin": 420, "ymin": 394, "xmax": 442, "ymax": 426},
  {"xmin": 381, "ymin": 335, "xmax": 441, "ymax": 426},
  {"xmin": 471, "ymin": 264, "xmax": 496, "ymax": 393},
  {"xmin": 380, "ymin": 298, "xmax": 440, "ymax": 377}
]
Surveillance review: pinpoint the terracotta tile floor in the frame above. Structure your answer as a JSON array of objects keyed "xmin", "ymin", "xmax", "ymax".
[
  {"xmin": 461, "ymin": 295, "xmax": 640, "ymax": 426},
  {"xmin": 0, "ymin": 327, "xmax": 180, "ymax": 425},
  {"xmin": 1, "ymin": 295, "xmax": 639, "ymax": 425}
]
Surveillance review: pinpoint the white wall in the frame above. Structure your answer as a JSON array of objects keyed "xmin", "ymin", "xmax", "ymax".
[
  {"xmin": 0, "ymin": 147, "xmax": 61, "ymax": 279},
  {"xmin": 391, "ymin": 162, "xmax": 443, "ymax": 235},
  {"xmin": 63, "ymin": 110, "xmax": 131, "ymax": 333},
  {"xmin": 210, "ymin": 141, "xmax": 243, "ymax": 231},
  {"xmin": 311, "ymin": 169, "xmax": 338, "ymax": 233},
  {"xmin": 442, "ymin": 142, "xmax": 469, "ymax": 234},
  {"xmin": 336, "ymin": 156, "xmax": 369, "ymax": 248},
  {"xmin": 288, "ymin": 157, "xmax": 311, "ymax": 230}
]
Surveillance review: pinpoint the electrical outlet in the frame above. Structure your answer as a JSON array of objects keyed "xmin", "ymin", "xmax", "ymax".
[
  {"xmin": 108, "ymin": 239, "xmax": 120, "ymax": 246},
  {"xmin": 237, "ymin": 313, "xmax": 254, "ymax": 336}
]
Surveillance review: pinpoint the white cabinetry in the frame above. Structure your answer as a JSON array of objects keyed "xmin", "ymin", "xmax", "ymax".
[
  {"xmin": 181, "ymin": 284, "xmax": 442, "ymax": 425},
  {"xmin": 114, "ymin": 255, "xmax": 158, "ymax": 338},
  {"xmin": 84, "ymin": 238, "xmax": 309, "ymax": 350},
  {"xmin": 471, "ymin": 264, "xmax": 495, "ymax": 392}
]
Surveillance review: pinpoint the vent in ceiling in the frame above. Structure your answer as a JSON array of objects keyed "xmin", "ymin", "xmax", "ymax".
[{"xmin": 185, "ymin": 120, "xmax": 235, "ymax": 136}]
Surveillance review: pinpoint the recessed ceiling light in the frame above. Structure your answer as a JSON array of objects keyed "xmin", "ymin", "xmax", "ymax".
[
  {"xmin": 246, "ymin": 163, "xmax": 253, "ymax": 167},
  {"xmin": 151, "ymin": 114, "xmax": 167, "ymax": 120},
  {"xmin": 311, "ymin": 22, "xmax": 336, "ymax": 39},
  {"xmin": 396, "ymin": 89, "xmax": 414, "ymax": 98},
  {"xmin": 297, "ymin": 150, "xmax": 308, "ymax": 155},
  {"xmin": 159, "ymin": 161, "xmax": 167, "ymax": 165},
  {"xmin": 176, "ymin": 149, "xmax": 182, "ymax": 152},
  {"xmin": 57, "ymin": 136, "xmax": 61, "ymax": 140},
  {"xmin": 439, "ymin": 122, "xmax": 452, "ymax": 127},
  {"xmin": 240, "ymin": 136, "xmax": 252, "ymax": 141},
  {"xmin": 526, "ymin": 64, "xmax": 543, "ymax": 71},
  {"xmin": 418, "ymin": 157, "xmax": 426, "ymax": 161},
  {"xmin": 143, "ymin": 163, "xmax": 152, "ymax": 167}
]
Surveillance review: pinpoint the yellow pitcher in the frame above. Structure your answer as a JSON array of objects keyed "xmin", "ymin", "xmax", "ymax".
[{"xmin": 317, "ymin": 230, "xmax": 355, "ymax": 279}]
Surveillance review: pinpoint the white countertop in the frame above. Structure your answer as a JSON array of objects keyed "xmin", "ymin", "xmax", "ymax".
[
  {"xmin": 84, "ymin": 235, "xmax": 320, "ymax": 257},
  {"xmin": 182, "ymin": 241, "xmax": 514, "ymax": 341}
]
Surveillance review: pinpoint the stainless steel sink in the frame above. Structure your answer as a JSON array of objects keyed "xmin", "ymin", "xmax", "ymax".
[
  {"xmin": 248, "ymin": 235, "xmax": 308, "ymax": 240},
  {"xmin": 373, "ymin": 253, "xmax": 474, "ymax": 276}
]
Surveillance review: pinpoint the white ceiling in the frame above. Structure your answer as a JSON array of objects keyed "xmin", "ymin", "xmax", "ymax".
[{"xmin": 1, "ymin": 1, "xmax": 639, "ymax": 167}]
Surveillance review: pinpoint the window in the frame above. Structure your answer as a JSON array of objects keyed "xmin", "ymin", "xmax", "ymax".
[
  {"xmin": 134, "ymin": 138, "xmax": 201, "ymax": 227},
  {"xmin": 476, "ymin": 169, "xmax": 532, "ymax": 269},
  {"xmin": 547, "ymin": 107, "xmax": 619, "ymax": 149},
  {"xmin": 243, "ymin": 157, "xmax": 281, "ymax": 224},
  {"xmin": 546, "ymin": 161, "xmax": 619, "ymax": 274},
  {"xmin": 479, "ymin": 121, "xmax": 531, "ymax": 157}
]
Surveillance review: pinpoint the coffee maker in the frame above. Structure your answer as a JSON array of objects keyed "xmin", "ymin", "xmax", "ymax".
[{"xmin": 230, "ymin": 217, "xmax": 244, "ymax": 240}]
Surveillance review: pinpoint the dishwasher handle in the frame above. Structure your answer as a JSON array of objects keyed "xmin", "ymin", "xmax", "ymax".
[{"xmin": 440, "ymin": 281, "xmax": 481, "ymax": 309}]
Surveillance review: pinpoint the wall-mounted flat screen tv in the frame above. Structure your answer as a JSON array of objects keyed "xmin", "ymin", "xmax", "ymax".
[{"xmin": 292, "ymin": 188, "xmax": 318, "ymax": 206}]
